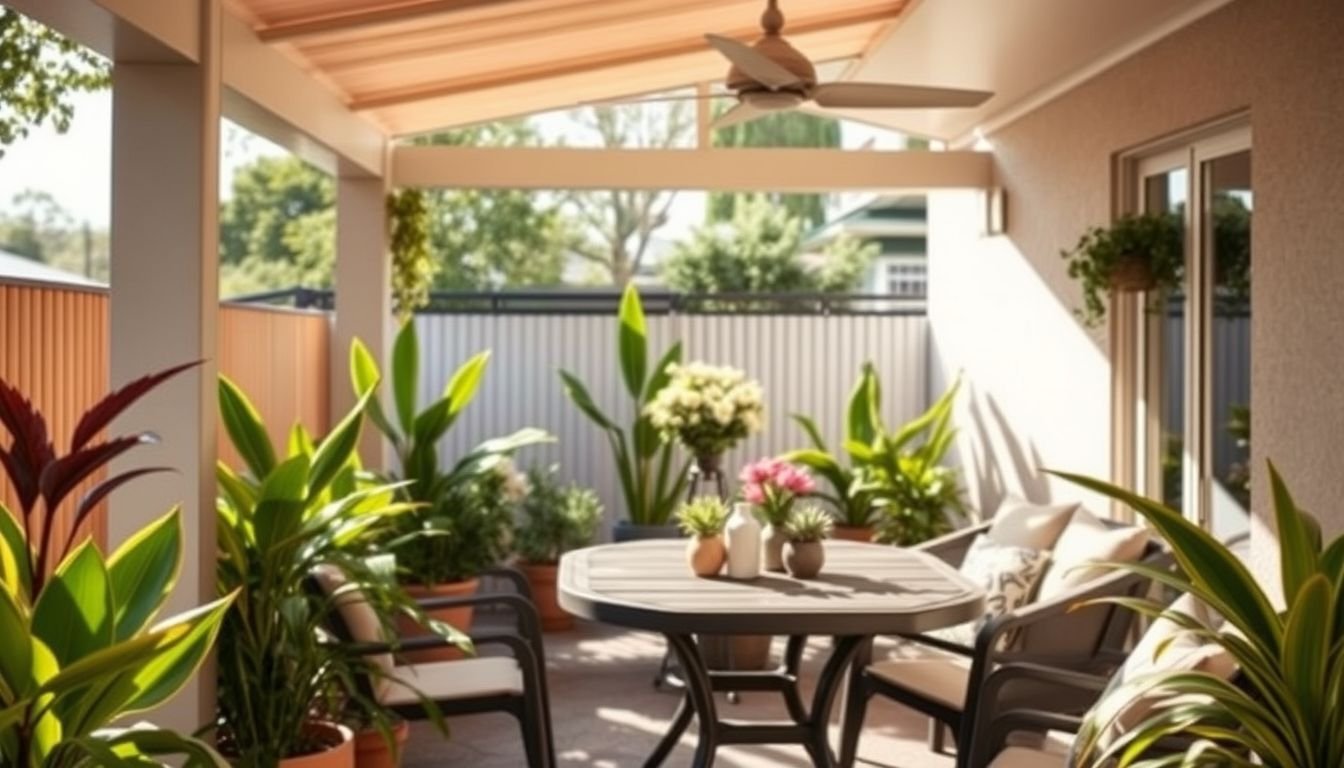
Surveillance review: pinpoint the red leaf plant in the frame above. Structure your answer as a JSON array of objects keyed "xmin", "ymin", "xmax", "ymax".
[{"xmin": 0, "ymin": 360, "xmax": 199, "ymax": 593}]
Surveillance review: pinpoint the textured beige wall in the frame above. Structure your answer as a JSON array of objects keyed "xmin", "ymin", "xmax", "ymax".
[{"xmin": 928, "ymin": 0, "xmax": 1344, "ymax": 558}]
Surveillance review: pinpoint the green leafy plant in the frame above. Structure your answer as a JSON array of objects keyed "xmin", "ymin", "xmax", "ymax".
[
  {"xmin": 0, "ymin": 364, "xmax": 234, "ymax": 767},
  {"xmin": 0, "ymin": 9, "xmax": 109, "ymax": 158},
  {"xmin": 513, "ymin": 466, "xmax": 603, "ymax": 565},
  {"xmin": 1061, "ymin": 212, "xmax": 1183, "ymax": 327},
  {"xmin": 1056, "ymin": 462, "xmax": 1344, "ymax": 768},
  {"xmin": 387, "ymin": 188, "xmax": 435, "ymax": 320},
  {"xmin": 560, "ymin": 285, "xmax": 689, "ymax": 526},
  {"xmin": 351, "ymin": 321, "xmax": 551, "ymax": 586},
  {"xmin": 786, "ymin": 365, "xmax": 965, "ymax": 541},
  {"xmin": 215, "ymin": 375, "xmax": 467, "ymax": 765},
  {"xmin": 782, "ymin": 505, "xmax": 834, "ymax": 543},
  {"xmin": 675, "ymin": 497, "xmax": 730, "ymax": 538}
]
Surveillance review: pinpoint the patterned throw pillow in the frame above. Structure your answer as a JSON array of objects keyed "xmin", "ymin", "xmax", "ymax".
[{"xmin": 930, "ymin": 534, "xmax": 1050, "ymax": 649}]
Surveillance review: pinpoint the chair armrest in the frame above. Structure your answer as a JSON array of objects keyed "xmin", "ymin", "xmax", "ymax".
[
  {"xmin": 414, "ymin": 593, "xmax": 543, "ymax": 643},
  {"xmin": 917, "ymin": 522, "xmax": 992, "ymax": 566},
  {"xmin": 480, "ymin": 565, "xmax": 534, "ymax": 601}
]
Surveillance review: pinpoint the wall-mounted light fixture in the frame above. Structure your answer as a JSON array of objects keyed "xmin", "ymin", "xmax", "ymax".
[{"xmin": 985, "ymin": 187, "xmax": 1006, "ymax": 236}]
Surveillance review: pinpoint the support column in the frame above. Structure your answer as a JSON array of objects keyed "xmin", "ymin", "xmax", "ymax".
[
  {"xmin": 107, "ymin": 0, "xmax": 220, "ymax": 732},
  {"xmin": 333, "ymin": 174, "xmax": 392, "ymax": 468}
]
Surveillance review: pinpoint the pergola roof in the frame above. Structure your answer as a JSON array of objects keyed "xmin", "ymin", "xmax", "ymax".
[{"xmin": 225, "ymin": 0, "xmax": 906, "ymax": 136}]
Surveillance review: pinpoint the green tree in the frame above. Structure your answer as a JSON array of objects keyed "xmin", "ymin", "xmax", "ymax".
[
  {"xmin": 415, "ymin": 123, "xmax": 572, "ymax": 289},
  {"xmin": 0, "ymin": 189, "xmax": 108, "ymax": 279},
  {"xmin": 218, "ymin": 155, "xmax": 335, "ymax": 296},
  {"xmin": 662, "ymin": 195, "xmax": 875, "ymax": 294},
  {"xmin": 709, "ymin": 110, "xmax": 841, "ymax": 228},
  {"xmin": 565, "ymin": 102, "xmax": 693, "ymax": 285},
  {"xmin": 0, "ymin": 8, "xmax": 109, "ymax": 157}
]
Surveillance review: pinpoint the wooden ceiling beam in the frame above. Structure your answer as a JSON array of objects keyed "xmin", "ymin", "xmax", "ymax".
[
  {"xmin": 348, "ymin": 5, "xmax": 897, "ymax": 111},
  {"xmin": 257, "ymin": 0, "xmax": 532, "ymax": 42}
]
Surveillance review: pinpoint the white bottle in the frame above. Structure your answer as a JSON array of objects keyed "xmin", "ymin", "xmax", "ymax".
[{"xmin": 724, "ymin": 502, "xmax": 762, "ymax": 579}]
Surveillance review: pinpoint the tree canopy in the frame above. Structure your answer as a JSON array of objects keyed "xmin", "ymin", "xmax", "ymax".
[
  {"xmin": 0, "ymin": 9, "xmax": 109, "ymax": 157},
  {"xmin": 662, "ymin": 195, "xmax": 875, "ymax": 294},
  {"xmin": 218, "ymin": 154, "xmax": 335, "ymax": 296}
]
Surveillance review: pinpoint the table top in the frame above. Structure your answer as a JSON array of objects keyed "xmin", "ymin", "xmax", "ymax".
[{"xmin": 557, "ymin": 540, "xmax": 984, "ymax": 636}]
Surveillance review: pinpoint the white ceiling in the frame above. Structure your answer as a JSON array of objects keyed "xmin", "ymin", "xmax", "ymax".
[{"xmin": 828, "ymin": 0, "xmax": 1234, "ymax": 143}]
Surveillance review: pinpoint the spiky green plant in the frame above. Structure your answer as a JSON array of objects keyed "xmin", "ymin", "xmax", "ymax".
[
  {"xmin": 783, "ymin": 505, "xmax": 834, "ymax": 543},
  {"xmin": 675, "ymin": 497, "xmax": 729, "ymax": 538},
  {"xmin": 1057, "ymin": 461, "xmax": 1344, "ymax": 768}
]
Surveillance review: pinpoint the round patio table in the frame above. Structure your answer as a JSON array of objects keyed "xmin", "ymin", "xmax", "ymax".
[{"xmin": 558, "ymin": 539, "xmax": 984, "ymax": 767}]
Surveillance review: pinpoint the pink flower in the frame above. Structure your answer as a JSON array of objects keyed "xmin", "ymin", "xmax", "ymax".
[
  {"xmin": 739, "ymin": 458, "xmax": 784, "ymax": 485},
  {"xmin": 742, "ymin": 483, "xmax": 766, "ymax": 504}
]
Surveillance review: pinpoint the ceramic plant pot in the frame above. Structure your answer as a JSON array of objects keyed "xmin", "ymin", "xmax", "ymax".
[
  {"xmin": 279, "ymin": 723, "xmax": 355, "ymax": 768},
  {"xmin": 784, "ymin": 541, "xmax": 825, "ymax": 579},
  {"xmin": 760, "ymin": 524, "xmax": 787, "ymax": 572},
  {"xmin": 831, "ymin": 525, "xmax": 876, "ymax": 543},
  {"xmin": 1109, "ymin": 254, "xmax": 1157, "ymax": 292},
  {"xmin": 354, "ymin": 720, "xmax": 409, "ymax": 768},
  {"xmin": 522, "ymin": 562, "xmax": 572, "ymax": 632},
  {"xmin": 396, "ymin": 578, "xmax": 479, "ymax": 663},
  {"xmin": 687, "ymin": 535, "xmax": 726, "ymax": 577}
]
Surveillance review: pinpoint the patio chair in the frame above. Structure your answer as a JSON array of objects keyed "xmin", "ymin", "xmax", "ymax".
[
  {"xmin": 837, "ymin": 505, "xmax": 1173, "ymax": 767},
  {"xmin": 314, "ymin": 565, "xmax": 556, "ymax": 768}
]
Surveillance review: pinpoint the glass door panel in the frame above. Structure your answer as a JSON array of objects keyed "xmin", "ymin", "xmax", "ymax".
[{"xmin": 1141, "ymin": 167, "xmax": 1188, "ymax": 512}]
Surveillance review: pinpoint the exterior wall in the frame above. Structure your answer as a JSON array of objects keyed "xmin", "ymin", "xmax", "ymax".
[
  {"xmin": 414, "ymin": 311, "xmax": 928, "ymax": 532},
  {"xmin": 927, "ymin": 0, "xmax": 1344, "ymax": 569}
]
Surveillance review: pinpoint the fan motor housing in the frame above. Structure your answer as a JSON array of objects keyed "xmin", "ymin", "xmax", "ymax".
[{"xmin": 726, "ymin": 35, "xmax": 817, "ymax": 94}]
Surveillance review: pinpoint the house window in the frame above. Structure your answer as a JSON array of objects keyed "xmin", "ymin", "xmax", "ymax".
[
  {"xmin": 885, "ymin": 262, "xmax": 927, "ymax": 298},
  {"xmin": 1117, "ymin": 121, "xmax": 1250, "ymax": 537}
]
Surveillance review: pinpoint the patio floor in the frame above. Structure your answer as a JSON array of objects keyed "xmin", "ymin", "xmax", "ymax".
[{"xmin": 403, "ymin": 620, "xmax": 955, "ymax": 767}]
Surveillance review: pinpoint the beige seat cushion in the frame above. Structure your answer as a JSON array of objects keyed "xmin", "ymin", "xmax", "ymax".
[
  {"xmin": 867, "ymin": 653, "xmax": 973, "ymax": 709},
  {"xmin": 988, "ymin": 746, "xmax": 1066, "ymax": 768},
  {"xmin": 987, "ymin": 496, "xmax": 1079, "ymax": 551},
  {"xmin": 383, "ymin": 657, "xmax": 525, "ymax": 706}
]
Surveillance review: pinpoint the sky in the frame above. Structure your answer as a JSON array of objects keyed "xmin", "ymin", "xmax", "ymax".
[{"xmin": 0, "ymin": 88, "xmax": 907, "ymax": 240}]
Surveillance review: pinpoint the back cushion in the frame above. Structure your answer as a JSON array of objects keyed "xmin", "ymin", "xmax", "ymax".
[
  {"xmin": 927, "ymin": 534, "xmax": 1051, "ymax": 648},
  {"xmin": 1017, "ymin": 508, "xmax": 1149, "ymax": 655},
  {"xmin": 986, "ymin": 496, "xmax": 1079, "ymax": 551},
  {"xmin": 312, "ymin": 565, "xmax": 395, "ymax": 698}
]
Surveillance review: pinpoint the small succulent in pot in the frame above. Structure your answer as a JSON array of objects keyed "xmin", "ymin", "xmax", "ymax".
[
  {"xmin": 782, "ymin": 505, "xmax": 834, "ymax": 579},
  {"xmin": 677, "ymin": 496, "xmax": 731, "ymax": 577}
]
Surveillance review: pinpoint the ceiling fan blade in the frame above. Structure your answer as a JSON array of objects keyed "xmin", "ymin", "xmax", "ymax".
[
  {"xmin": 705, "ymin": 34, "xmax": 802, "ymax": 91},
  {"xmin": 710, "ymin": 102, "xmax": 768, "ymax": 131},
  {"xmin": 580, "ymin": 92, "xmax": 728, "ymax": 107},
  {"xmin": 811, "ymin": 82, "xmax": 993, "ymax": 109}
]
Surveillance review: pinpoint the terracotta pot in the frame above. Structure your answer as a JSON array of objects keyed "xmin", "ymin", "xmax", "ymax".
[
  {"xmin": 760, "ymin": 524, "xmax": 787, "ymax": 571},
  {"xmin": 832, "ymin": 525, "xmax": 876, "ymax": 543},
  {"xmin": 699, "ymin": 634, "xmax": 772, "ymax": 671},
  {"xmin": 354, "ymin": 720, "xmax": 409, "ymax": 768},
  {"xmin": 686, "ymin": 535, "xmax": 726, "ymax": 577},
  {"xmin": 521, "ymin": 562, "xmax": 573, "ymax": 632},
  {"xmin": 784, "ymin": 541, "xmax": 825, "ymax": 579},
  {"xmin": 1109, "ymin": 254, "xmax": 1157, "ymax": 292},
  {"xmin": 279, "ymin": 723, "xmax": 354, "ymax": 768},
  {"xmin": 396, "ymin": 578, "xmax": 479, "ymax": 664}
]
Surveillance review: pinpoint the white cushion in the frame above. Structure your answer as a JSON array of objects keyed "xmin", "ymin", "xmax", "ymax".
[
  {"xmin": 988, "ymin": 746, "xmax": 1065, "ymax": 768},
  {"xmin": 312, "ymin": 566, "xmax": 396, "ymax": 697},
  {"xmin": 382, "ymin": 657, "xmax": 525, "ymax": 706},
  {"xmin": 867, "ymin": 654, "xmax": 972, "ymax": 709},
  {"xmin": 931, "ymin": 534, "xmax": 1050, "ymax": 648},
  {"xmin": 1036, "ymin": 507, "xmax": 1148, "ymax": 599},
  {"xmin": 987, "ymin": 496, "xmax": 1078, "ymax": 551}
]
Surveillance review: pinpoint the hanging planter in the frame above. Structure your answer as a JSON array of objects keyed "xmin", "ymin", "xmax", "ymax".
[{"xmin": 1061, "ymin": 212, "xmax": 1183, "ymax": 327}]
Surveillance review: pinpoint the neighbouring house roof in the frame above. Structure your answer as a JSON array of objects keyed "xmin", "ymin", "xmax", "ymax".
[
  {"xmin": 0, "ymin": 250, "xmax": 104, "ymax": 288},
  {"xmin": 802, "ymin": 194, "xmax": 926, "ymax": 252}
]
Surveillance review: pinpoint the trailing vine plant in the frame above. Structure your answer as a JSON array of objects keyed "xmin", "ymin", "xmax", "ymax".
[{"xmin": 387, "ymin": 188, "xmax": 434, "ymax": 320}]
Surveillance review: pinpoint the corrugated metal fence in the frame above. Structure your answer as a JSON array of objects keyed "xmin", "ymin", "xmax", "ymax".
[{"xmin": 416, "ymin": 312, "xmax": 930, "ymax": 529}]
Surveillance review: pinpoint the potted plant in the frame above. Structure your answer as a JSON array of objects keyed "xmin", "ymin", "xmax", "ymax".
[
  {"xmin": 215, "ymin": 375, "xmax": 467, "ymax": 766},
  {"xmin": 559, "ymin": 285, "xmax": 689, "ymax": 540},
  {"xmin": 513, "ymin": 466, "xmax": 603, "ymax": 631},
  {"xmin": 782, "ymin": 504, "xmax": 834, "ymax": 579},
  {"xmin": 676, "ymin": 496, "xmax": 730, "ymax": 577},
  {"xmin": 1061, "ymin": 211, "xmax": 1183, "ymax": 327},
  {"xmin": 351, "ymin": 323, "xmax": 550, "ymax": 660},
  {"xmin": 0, "ymin": 365, "xmax": 234, "ymax": 766},
  {"xmin": 740, "ymin": 458, "xmax": 815, "ymax": 571},
  {"xmin": 1057, "ymin": 462, "xmax": 1344, "ymax": 768},
  {"xmin": 645, "ymin": 361, "xmax": 765, "ymax": 475}
]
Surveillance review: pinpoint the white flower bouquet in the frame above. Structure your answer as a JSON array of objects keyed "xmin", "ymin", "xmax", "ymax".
[{"xmin": 645, "ymin": 361, "xmax": 765, "ymax": 459}]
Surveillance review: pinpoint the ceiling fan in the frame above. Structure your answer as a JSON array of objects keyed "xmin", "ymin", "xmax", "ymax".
[{"xmin": 603, "ymin": 0, "xmax": 994, "ymax": 129}]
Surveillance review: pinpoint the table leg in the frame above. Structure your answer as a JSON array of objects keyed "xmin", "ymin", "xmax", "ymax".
[
  {"xmin": 806, "ymin": 635, "xmax": 867, "ymax": 768},
  {"xmin": 781, "ymin": 635, "xmax": 809, "ymax": 724},
  {"xmin": 644, "ymin": 693, "xmax": 694, "ymax": 767},
  {"xmin": 664, "ymin": 633, "xmax": 720, "ymax": 767}
]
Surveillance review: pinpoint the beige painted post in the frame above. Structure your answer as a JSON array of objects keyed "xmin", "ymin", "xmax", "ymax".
[
  {"xmin": 107, "ymin": 0, "xmax": 221, "ymax": 733},
  {"xmin": 334, "ymin": 175, "xmax": 392, "ymax": 468}
]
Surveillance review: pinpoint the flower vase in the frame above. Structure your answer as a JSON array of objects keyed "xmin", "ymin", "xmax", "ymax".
[
  {"xmin": 724, "ymin": 502, "xmax": 762, "ymax": 579},
  {"xmin": 760, "ymin": 523, "xmax": 787, "ymax": 572}
]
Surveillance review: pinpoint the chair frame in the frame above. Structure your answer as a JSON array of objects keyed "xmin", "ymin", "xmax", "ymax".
[
  {"xmin": 837, "ymin": 521, "xmax": 1172, "ymax": 767},
  {"xmin": 324, "ymin": 565, "xmax": 557, "ymax": 768}
]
